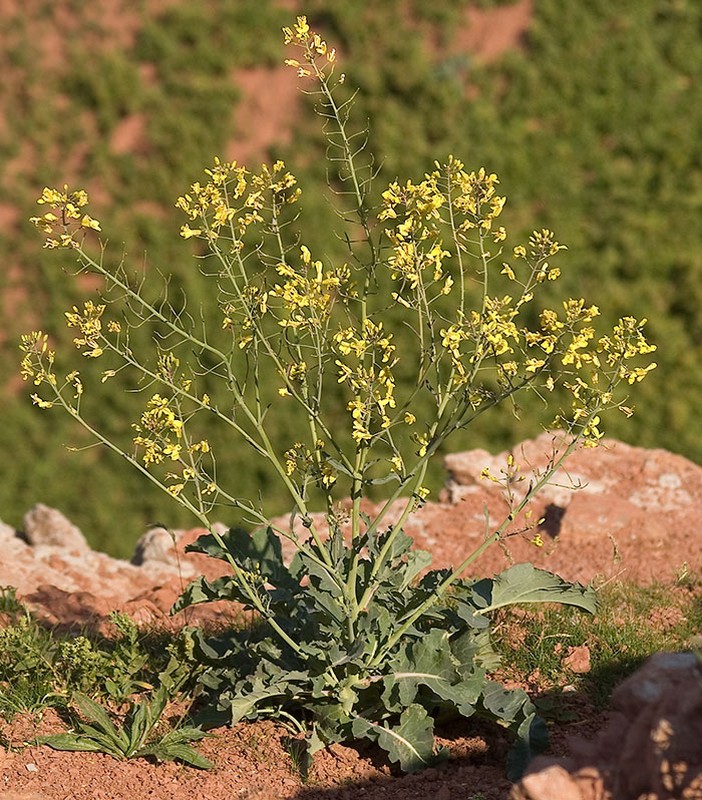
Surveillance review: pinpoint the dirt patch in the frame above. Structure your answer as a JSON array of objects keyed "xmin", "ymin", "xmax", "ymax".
[
  {"xmin": 110, "ymin": 113, "xmax": 149, "ymax": 157},
  {"xmin": 0, "ymin": 714, "xmax": 515, "ymax": 800},
  {"xmin": 227, "ymin": 64, "xmax": 302, "ymax": 166},
  {"xmin": 454, "ymin": 0, "xmax": 533, "ymax": 64}
]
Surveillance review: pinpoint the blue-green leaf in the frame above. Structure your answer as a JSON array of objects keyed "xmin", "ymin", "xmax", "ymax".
[
  {"xmin": 475, "ymin": 564, "xmax": 596, "ymax": 615},
  {"xmin": 352, "ymin": 704, "xmax": 437, "ymax": 772}
]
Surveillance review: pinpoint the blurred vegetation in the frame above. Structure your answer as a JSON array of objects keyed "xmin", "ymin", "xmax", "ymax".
[{"xmin": 0, "ymin": 0, "xmax": 699, "ymax": 556}]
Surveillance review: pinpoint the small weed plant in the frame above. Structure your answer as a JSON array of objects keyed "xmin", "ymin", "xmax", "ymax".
[
  {"xmin": 0, "ymin": 597, "xmax": 209, "ymax": 767},
  {"xmin": 39, "ymin": 658, "xmax": 213, "ymax": 769},
  {"xmin": 20, "ymin": 18, "xmax": 655, "ymax": 778}
]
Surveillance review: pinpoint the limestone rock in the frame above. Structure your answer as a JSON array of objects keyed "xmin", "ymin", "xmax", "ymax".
[
  {"xmin": 0, "ymin": 519, "xmax": 16, "ymax": 540},
  {"xmin": 131, "ymin": 525, "xmax": 180, "ymax": 567},
  {"xmin": 22, "ymin": 503, "xmax": 88, "ymax": 552},
  {"xmin": 511, "ymin": 652, "xmax": 702, "ymax": 800},
  {"xmin": 513, "ymin": 763, "xmax": 584, "ymax": 800}
]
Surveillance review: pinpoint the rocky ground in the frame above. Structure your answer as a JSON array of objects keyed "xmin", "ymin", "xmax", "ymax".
[{"xmin": 1, "ymin": 433, "xmax": 701, "ymax": 799}]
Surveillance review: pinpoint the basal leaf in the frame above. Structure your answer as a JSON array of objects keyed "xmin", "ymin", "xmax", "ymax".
[
  {"xmin": 480, "ymin": 680, "xmax": 533, "ymax": 721},
  {"xmin": 229, "ymin": 685, "xmax": 283, "ymax": 724},
  {"xmin": 142, "ymin": 740, "xmax": 213, "ymax": 769},
  {"xmin": 72, "ymin": 693, "xmax": 129, "ymax": 750},
  {"xmin": 384, "ymin": 630, "xmax": 454, "ymax": 706},
  {"xmin": 127, "ymin": 701, "xmax": 151, "ymax": 754},
  {"xmin": 38, "ymin": 733, "xmax": 108, "ymax": 753},
  {"xmin": 171, "ymin": 575, "xmax": 242, "ymax": 613},
  {"xmin": 505, "ymin": 711, "xmax": 549, "ymax": 781},
  {"xmin": 352, "ymin": 704, "xmax": 437, "ymax": 772},
  {"xmin": 476, "ymin": 564, "xmax": 597, "ymax": 615},
  {"xmin": 450, "ymin": 628, "xmax": 501, "ymax": 674}
]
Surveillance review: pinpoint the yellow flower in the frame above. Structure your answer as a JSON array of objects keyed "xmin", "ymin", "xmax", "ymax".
[
  {"xmin": 351, "ymin": 421, "xmax": 372, "ymax": 444},
  {"xmin": 525, "ymin": 358, "xmax": 546, "ymax": 373},
  {"xmin": 180, "ymin": 224, "xmax": 202, "ymax": 239},
  {"xmin": 80, "ymin": 215, "xmax": 101, "ymax": 231},
  {"xmin": 30, "ymin": 394, "xmax": 54, "ymax": 409},
  {"xmin": 162, "ymin": 443, "xmax": 182, "ymax": 461},
  {"xmin": 390, "ymin": 455, "xmax": 404, "ymax": 474}
]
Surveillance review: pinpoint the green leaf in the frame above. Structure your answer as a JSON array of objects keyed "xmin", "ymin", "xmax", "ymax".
[
  {"xmin": 481, "ymin": 681, "xmax": 532, "ymax": 721},
  {"xmin": 38, "ymin": 733, "xmax": 110, "ymax": 753},
  {"xmin": 506, "ymin": 712, "xmax": 549, "ymax": 782},
  {"xmin": 384, "ymin": 630, "xmax": 456, "ymax": 708},
  {"xmin": 163, "ymin": 743, "xmax": 213, "ymax": 769},
  {"xmin": 352, "ymin": 704, "xmax": 437, "ymax": 772},
  {"xmin": 127, "ymin": 701, "xmax": 151, "ymax": 754},
  {"xmin": 72, "ymin": 693, "xmax": 129, "ymax": 750},
  {"xmin": 173, "ymin": 573, "xmax": 261, "ymax": 613},
  {"xmin": 229, "ymin": 685, "xmax": 284, "ymax": 724},
  {"xmin": 141, "ymin": 740, "xmax": 213, "ymax": 769},
  {"xmin": 399, "ymin": 549, "xmax": 433, "ymax": 590},
  {"xmin": 451, "ymin": 628, "xmax": 501, "ymax": 674},
  {"xmin": 186, "ymin": 526, "xmax": 295, "ymax": 589},
  {"xmin": 475, "ymin": 564, "xmax": 597, "ymax": 615}
]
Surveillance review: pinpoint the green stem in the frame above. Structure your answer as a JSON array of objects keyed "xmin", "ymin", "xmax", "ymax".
[
  {"xmin": 367, "ymin": 421, "xmax": 594, "ymax": 668},
  {"xmin": 82, "ymin": 247, "xmax": 336, "ymax": 571},
  {"xmin": 49, "ymin": 385, "xmax": 305, "ymax": 657}
]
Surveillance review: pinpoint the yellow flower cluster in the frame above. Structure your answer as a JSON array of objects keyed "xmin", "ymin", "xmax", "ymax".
[
  {"xmin": 271, "ymin": 246, "xmax": 350, "ymax": 331},
  {"xmin": 599, "ymin": 316, "xmax": 657, "ymax": 384},
  {"xmin": 283, "ymin": 16, "xmax": 337, "ymax": 79},
  {"xmin": 528, "ymin": 228, "xmax": 567, "ymax": 260},
  {"xmin": 382, "ymin": 158, "xmax": 504, "ymax": 238},
  {"xmin": 19, "ymin": 332, "xmax": 86, "ymax": 410},
  {"xmin": 380, "ymin": 159, "xmax": 510, "ymax": 309},
  {"xmin": 284, "ymin": 440, "xmax": 337, "ymax": 489},
  {"xmin": 130, "ymin": 367, "xmax": 216, "ymax": 496},
  {"xmin": 132, "ymin": 394, "xmax": 184, "ymax": 466},
  {"xmin": 448, "ymin": 161, "xmax": 506, "ymax": 235},
  {"xmin": 30, "ymin": 186, "xmax": 101, "ymax": 249},
  {"xmin": 504, "ymin": 229, "xmax": 564, "ymax": 284},
  {"xmin": 278, "ymin": 360, "xmax": 308, "ymax": 397},
  {"xmin": 20, "ymin": 332, "xmax": 56, "ymax": 387},
  {"xmin": 176, "ymin": 159, "xmax": 299, "ymax": 244},
  {"xmin": 222, "ymin": 284, "xmax": 268, "ymax": 350},
  {"xmin": 521, "ymin": 300, "xmax": 601, "ymax": 371},
  {"xmin": 65, "ymin": 300, "xmax": 106, "ymax": 358},
  {"xmin": 551, "ymin": 315, "xmax": 656, "ymax": 446},
  {"xmin": 380, "ymin": 177, "xmax": 451, "ymax": 299},
  {"xmin": 19, "ymin": 332, "xmax": 59, "ymax": 411},
  {"xmin": 439, "ymin": 296, "xmax": 521, "ymax": 386},
  {"xmin": 165, "ymin": 439, "xmax": 216, "ymax": 498},
  {"xmin": 333, "ymin": 320, "xmax": 398, "ymax": 444},
  {"xmin": 474, "ymin": 296, "xmax": 520, "ymax": 358}
]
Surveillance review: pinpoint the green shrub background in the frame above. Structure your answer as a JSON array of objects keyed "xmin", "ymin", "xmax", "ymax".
[{"xmin": 0, "ymin": 0, "xmax": 697, "ymax": 556}]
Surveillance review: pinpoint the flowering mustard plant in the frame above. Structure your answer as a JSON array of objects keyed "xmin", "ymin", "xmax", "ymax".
[{"xmin": 22, "ymin": 16, "xmax": 656, "ymax": 778}]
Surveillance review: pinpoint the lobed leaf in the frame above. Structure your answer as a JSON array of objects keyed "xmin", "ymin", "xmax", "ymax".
[
  {"xmin": 474, "ymin": 564, "xmax": 597, "ymax": 616},
  {"xmin": 352, "ymin": 704, "xmax": 439, "ymax": 772}
]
